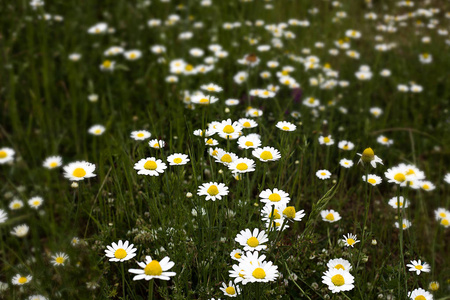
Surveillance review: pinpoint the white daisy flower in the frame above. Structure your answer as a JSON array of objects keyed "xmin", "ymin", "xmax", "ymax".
[
  {"xmin": 0, "ymin": 147, "xmax": 15, "ymax": 164},
  {"xmin": 88, "ymin": 125, "xmax": 106, "ymax": 136},
  {"xmin": 408, "ymin": 288, "xmax": 433, "ymax": 300},
  {"xmin": 148, "ymin": 139, "xmax": 166, "ymax": 149},
  {"xmin": 9, "ymin": 199, "xmax": 24, "ymax": 210},
  {"xmin": 51, "ymin": 252, "xmax": 69, "ymax": 266},
  {"xmin": 128, "ymin": 256, "xmax": 176, "ymax": 281},
  {"xmin": 339, "ymin": 159, "xmax": 354, "ymax": 168},
  {"xmin": 341, "ymin": 234, "xmax": 360, "ymax": 247},
  {"xmin": 319, "ymin": 135, "xmax": 334, "ymax": 146},
  {"xmin": 200, "ymin": 83, "xmax": 223, "ymax": 93},
  {"xmin": 338, "ymin": 141, "xmax": 354, "ymax": 151},
  {"xmin": 321, "ymin": 209, "xmax": 341, "ymax": 223},
  {"xmin": 105, "ymin": 240, "xmax": 137, "ymax": 262},
  {"xmin": 28, "ymin": 196, "xmax": 44, "ymax": 209},
  {"xmin": 238, "ymin": 118, "xmax": 258, "ymax": 129},
  {"xmin": 406, "ymin": 259, "xmax": 431, "ymax": 275},
  {"xmin": 259, "ymin": 188, "xmax": 290, "ymax": 206},
  {"xmin": 228, "ymin": 158, "xmax": 256, "ymax": 174},
  {"xmin": 134, "ymin": 157, "xmax": 167, "ymax": 176},
  {"xmin": 220, "ymin": 281, "xmax": 240, "ymax": 297},
  {"xmin": 197, "ymin": 182, "xmax": 229, "ymax": 201},
  {"xmin": 237, "ymin": 134, "xmax": 261, "ymax": 149},
  {"xmin": 316, "ymin": 169, "xmax": 331, "ymax": 180},
  {"xmin": 230, "ymin": 249, "xmax": 243, "ymax": 262},
  {"xmin": 11, "ymin": 274, "xmax": 32, "ymax": 285},
  {"xmin": 322, "ymin": 268, "xmax": 354, "ymax": 293},
  {"xmin": 191, "ymin": 94, "xmax": 219, "ymax": 105},
  {"xmin": 130, "ymin": 130, "xmax": 151, "ymax": 140},
  {"xmin": 276, "ymin": 121, "xmax": 296, "ymax": 132},
  {"xmin": 43, "ymin": 156, "xmax": 63, "ymax": 169},
  {"xmin": 63, "ymin": 161, "xmax": 96, "ymax": 181},
  {"xmin": 388, "ymin": 196, "xmax": 409, "ymax": 209},
  {"xmin": 377, "ymin": 135, "xmax": 394, "ymax": 146},
  {"xmin": 167, "ymin": 153, "xmax": 190, "ymax": 166},
  {"xmin": 11, "ymin": 224, "xmax": 29, "ymax": 237},
  {"xmin": 235, "ymin": 228, "xmax": 268, "ymax": 252},
  {"xmin": 362, "ymin": 174, "xmax": 382, "ymax": 186},
  {"xmin": 252, "ymin": 147, "xmax": 281, "ymax": 162},
  {"xmin": 395, "ymin": 218, "xmax": 412, "ymax": 230},
  {"xmin": 124, "ymin": 50, "xmax": 142, "ymax": 61},
  {"xmin": 327, "ymin": 258, "xmax": 352, "ymax": 271}
]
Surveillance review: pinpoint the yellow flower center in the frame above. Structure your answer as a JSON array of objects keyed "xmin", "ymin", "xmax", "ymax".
[
  {"xmin": 18, "ymin": 277, "xmax": 27, "ymax": 284},
  {"xmin": 144, "ymin": 260, "xmax": 163, "ymax": 276},
  {"xmin": 185, "ymin": 64, "xmax": 194, "ymax": 71},
  {"xmin": 72, "ymin": 168, "xmax": 86, "ymax": 178},
  {"xmin": 331, "ymin": 274, "xmax": 345, "ymax": 286},
  {"xmin": 343, "ymin": 145, "xmax": 349, "ymax": 150},
  {"xmin": 281, "ymin": 70, "xmax": 289, "ymax": 76},
  {"xmin": 415, "ymin": 296, "xmax": 426, "ymax": 300},
  {"xmin": 50, "ymin": 162, "xmax": 58, "ymax": 168},
  {"xmin": 422, "ymin": 184, "xmax": 429, "ymax": 190},
  {"xmin": 325, "ymin": 213, "xmax": 335, "ymax": 221},
  {"xmin": 137, "ymin": 133, "xmax": 144, "ymax": 137},
  {"xmin": 415, "ymin": 265, "xmax": 423, "ymax": 270},
  {"xmin": 0, "ymin": 151, "xmax": 7, "ymax": 158},
  {"xmin": 102, "ymin": 60, "xmax": 111, "ymax": 68},
  {"xmin": 429, "ymin": 282, "xmax": 439, "ymax": 291},
  {"xmin": 423, "ymin": 53, "xmax": 429, "ymax": 58},
  {"xmin": 199, "ymin": 98, "xmax": 209, "ymax": 103},
  {"xmin": 283, "ymin": 206, "xmax": 296, "ymax": 219},
  {"xmin": 211, "ymin": 150, "xmax": 218, "ymax": 156},
  {"xmin": 207, "ymin": 87, "xmax": 216, "ymax": 91},
  {"xmin": 347, "ymin": 238, "xmax": 356, "ymax": 245},
  {"xmin": 95, "ymin": 129, "xmax": 102, "ymax": 134},
  {"xmin": 282, "ymin": 126, "xmax": 289, "ymax": 131},
  {"xmin": 308, "ymin": 98, "xmax": 315, "ymax": 104},
  {"xmin": 361, "ymin": 147, "xmax": 374, "ymax": 162},
  {"xmin": 324, "ymin": 137, "xmax": 331, "ymax": 143},
  {"xmin": 268, "ymin": 193, "xmax": 281, "ymax": 202},
  {"xmin": 206, "ymin": 139, "xmax": 214, "ymax": 145},
  {"xmin": 55, "ymin": 257, "xmax": 65, "ymax": 264},
  {"xmin": 238, "ymin": 270, "xmax": 245, "ymax": 278},
  {"xmin": 144, "ymin": 161, "xmax": 157, "ymax": 170},
  {"xmin": 439, "ymin": 212, "xmax": 446, "ymax": 218},
  {"xmin": 252, "ymin": 267, "xmax": 266, "ymax": 279},
  {"xmin": 129, "ymin": 53, "xmax": 136, "ymax": 59},
  {"xmin": 247, "ymin": 237, "xmax": 259, "ymax": 248},
  {"xmin": 236, "ymin": 163, "xmax": 248, "ymax": 171},
  {"xmin": 234, "ymin": 252, "xmax": 241, "ymax": 259},
  {"xmin": 394, "ymin": 173, "xmax": 406, "ymax": 182},
  {"xmin": 225, "ymin": 286, "xmax": 236, "ymax": 295},
  {"xmin": 382, "ymin": 137, "xmax": 389, "ymax": 143},
  {"xmin": 270, "ymin": 209, "xmax": 281, "ymax": 219},
  {"xmin": 114, "ymin": 248, "xmax": 127, "ymax": 259},
  {"xmin": 223, "ymin": 125, "xmax": 235, "ymax": 134},
  {"xmin": 221, "ymin": 154, "xmax": 232, "ymax": 163},
  {"xmin": 260, "ymin": 151, "xmax": 273, "ymax": 160},
  {"xmin": 173, "ymin": 158, "xmax": 182, "ymax": 164},
  {"xmin": 207, "ymin": 185, "xmax": 219, "ymax": 196},
  {"xmin": 368, "ymin": 178, "xmax": 376, "ymax": 184},
  {"xmin": 334, "ymin": 264, "xmax": 345, "ymax": 270},
  {"xmin": 245, "ymin": 141, "xmax": 254, "ymax": 147},
  {"xmin": 321, "ymin": 172, "xmax": 326, "ymax": 176},
  {"xmin": 32, "ymin": 201, "xmax": 40, "ymax": 206},
  {"xmin": 242, "ymin": 122, "xmax": 251, "ymax": 128},
  {"xmin": 441, "ymin": 219, "xmax": 449, "ymax": 226},
  {"xmin": 12, "ymin": 203, "xmax": 21, "ymax": 209}
]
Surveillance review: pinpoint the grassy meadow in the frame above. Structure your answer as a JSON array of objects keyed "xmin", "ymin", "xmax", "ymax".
[{"xmin": 1, "ymin": 0, "xmax": 450, "ymax": 299}]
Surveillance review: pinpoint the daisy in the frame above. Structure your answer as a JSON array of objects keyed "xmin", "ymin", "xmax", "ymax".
[
  {"xmin": 100, "ymin": 60, "xmax": 115, "ymax": 72},
  {"xmin": 282, "ymin": 206, "xmax": 305, "ymax": 221},
  {"xmin": 238, "ymin": 118, "xmax": 258, "ymax": 129},
  {"xmin": 408, "ymin": 288, "xmax": 433, "ymax": 300},
  {"xmin": 63, "ymin": 161, "xmax": 96, "ymax": 181},
  {"xmin": 11, "ymin": 274, "xmax": 32, "ymax": 285},
  {"xmin": 214, "ymin": 149, "xmax": 238, "ymax": 166},
  {"xmin": 428, "ymin": 281, "xmax": 439, "ymax": 291},
  {"xmin": 357, "ymin": 148, "xmax": 383, "ymax": 168},
  {"xmin": 0, "ymin": 147, "xmax": 15, "ymax": 164},
  {"xmin": 228, "ymin": 158, "xmax": 256, "ymax": 174},
  {"xmin": 237, "ymin": 134, "xmax": 261, "ymax": 149},
  {"xmin": 338, "ymin": 141, "xmax": 355, "ymax": 151},
  {"xmin": 319, "ymin": 135, "xmax": 334, "ymax": 146},
  {"xmin": 193, "ymin": 129, "xmax": 214, "ymax": 137},
  {"xmin": 11, "ymin": 224, "xmax": 29, "ymax": 237},
  {"xmin": 362, "ymin": 174, "xmax": 382, "ymax": 186},
  {"xmin": 200, "ymin": 83, "xmax": 223, "ymax": 93},
  {"xmin": 444, "ymin": 173, "xmax": 450, "ymax": 184},
  {"xmin": 322, "ymin": 269, "xmax": 354, "ymax": 293},
  {"xmin": 134, "ymin": 157, "xmax": 167, "ymax": 176},
  {"xmin": 420, "ymin": 181, "xmax": 435, "ymax": 191},
  {"xmin": 385, "ymin": 166, "xmax": 408, "ymax": 185},
  {"xmin": 197, "ymin": 182, "xmax": 229, "ymax": 201},
  {"xmin": 28, "ymin": 295, "xmax": 48, "ymax": 300},
  {"xmin": 434, "ymin": 208, "xmax": 449, "ymax": 221},
  {"xmin": 377, "ymin": 135, "xmax": 394, "ymax": 146},
  {"xmin": 339, "ymin": 159, "xmax": 354, "ymax": 168},
  {"xmin": 51, "ymin": 252, "xmax": 69, "ymax": 266},
  {"xmin": 341, "ymin": 234, "xmax": 360, "ymax": 247},
  {"xmin": 214, "ymin": 119, "xmax": 243, "ymax": 140},
  {"xmin": 229, "ymin": 264, "xmax": 246, "ymax": 284},
  {"xmin": 407, "ymin": 259, "xmax": 431, "ymax": 275},
  {"xmin": 205, "ymin": 138, "xmax": 219, "ymax": 146},
  {"xmin": 276, "ymin": 121, "xmax": 296, "ymax": 132},
  {"xmin": 28, "ymin": 196, "xmax": 44, "ymax": 209},
  {"xmin": 42, "ymin": 156, "xmax": 62, "ymax": 169},
  {"xmin": 191, "ymin": 94, "xmax": 219, "ymax": 105},
  {"xmin": 128, "ymin": 256, "xmax": 176, "ymax": 281},
  {"xmin": 388, "ymin": 196, "xmax": 409, "ymax": 209},
  {"xmin": 321, "ymin": 209, "xmax": 341, "ymax": 223},
  {"xmin": 220, "ymin": 281, "xmax": 240, "ymax": 297},
  {"xmin": 105, "ymin": 240, "xmax": 137, "ymax": 262},
  {"xmin": 246, "ymin": 108, "xmax": 263, "ymax": 118},
  {"xmin": 259, "ymin": 188, "xmax": 290, "ymax": 205},
  {"xmin": 230, "ymin": 249, "xmax": 243, "ymax": 261},
  {"xmin": 88, "ymin": 125, "xmax": 106, "ymax": 136},
  {"xmin": 0, "ymin": 209, "xmax": 7, "ymax": 224},
  {"xmin": 235, "ymin": 228, "xmax": 268, "ymax": 252},
  {"xmin": 316, "ymin": 169, "xmax": 331, "ymax": 180},
  {"xmin": 327, "ymin": 258, "xmax": 352, "ymax": 271},
  {"xmin": 252, "ymin": 147, "xmax": 281, "ymax": 162},
  {"xmin": 303, "ymin": 97, "xmax": 320, "ymax": 107},
  {"xmin": 124, "ymin": 50, "xmax": 142, "ymax": 61},
  {"xmin": 225, "ymin": 99, "xmax": 240, "ymax": 106},
  {"xmin": 240, "ymin": 252, "xmax": 279, "ymax": 284},
  {"xmin": 148, "ymin": 139, "xmax": 165, "ymax": 149},
  {"xmin": 71, "ymin": 237, "xmax": 80, "ymax": 246},
  {"xmin": 167, "ymin": 153, "xmax": 190, "ymax": 166},
  {"xmin": 130, "ymin": 130, "xmax": 151, "ymax": 140},
  {"xmin": 9, "ymin": 199, "xmax": 24, "ymax": 210},
  {"xmin": 87, "ymin": 22, "xmax": 108, "ymax": 34},
  {"xmin": 395, "ymin": 219, "xmax": 412, "ymax": 230}
]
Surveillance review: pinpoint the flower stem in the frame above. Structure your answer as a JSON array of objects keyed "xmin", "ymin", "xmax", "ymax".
[{"xmin": 148, "ymin": 279, "xmax": 154, "ymax": 300}]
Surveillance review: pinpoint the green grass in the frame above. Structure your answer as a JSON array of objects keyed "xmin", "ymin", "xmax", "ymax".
[{"xmin": 1, "ymin": 0, "xmax": 450, "ymax": 299}]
